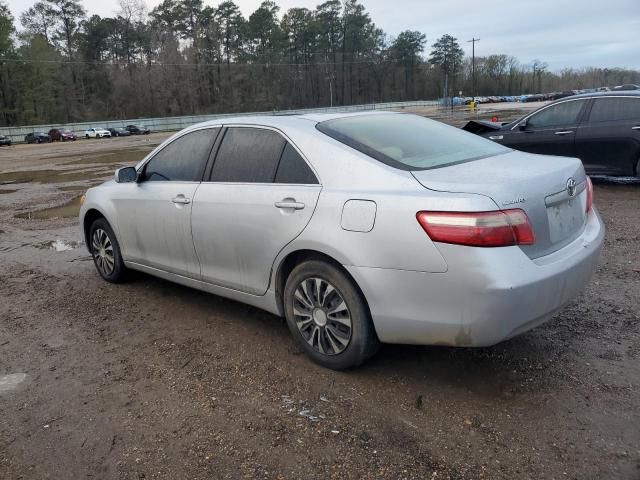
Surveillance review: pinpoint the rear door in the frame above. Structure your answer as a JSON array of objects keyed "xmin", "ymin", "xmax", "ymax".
[
  {"xmin": 499, "ymin": 99, "xmax": 588, "ymax": 157},
  {"xmin": 576, "ymin": 96, "xmax": 640, "ymax": 175},
  {"xmin": 114, "ymin": 127, "xmax": 218, "ymax": 277},
  {"xmin": 191, "ymin": 126, "xmax": 321, "ymax": 295}
]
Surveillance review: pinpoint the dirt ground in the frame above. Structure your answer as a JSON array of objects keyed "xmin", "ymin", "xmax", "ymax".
[{"xmin": 0, "ymin": 132, "xmax": 639, "ymax": 480}]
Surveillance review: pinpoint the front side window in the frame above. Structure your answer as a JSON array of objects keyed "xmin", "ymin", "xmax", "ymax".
[
  {"xmin": 589, "ymin": 97, "xmax": 640, "ymax": 123},
  {"xmin": 527, "ymin": 100, "xmax": 584, "ymax": 128},
  {"xmin": 143, "ymin": 128, "xmax": 217, "ymax": 182},
  {"xmin": 210, "ymin": 127, "xmax": 285, "ymax": 182},
  {"xmin": 316, "ymin": 113, "xmax": 509, "ymax": 171}
]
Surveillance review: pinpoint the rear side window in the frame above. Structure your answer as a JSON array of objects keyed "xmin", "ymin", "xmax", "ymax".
[
  {"xmin": 143, "ymin": 128, "xmax": 217, "ymax": 182},
  {"xmin": 211, "ymin": 127, "xmax": 285, "ymax": 182},
  {"xmin": 527, "ymin": 100, "xmax": 584, "ymax": 128},
  {"xmin": 275, "ymin": 143, "xmax": 318, "ymax": 184},
  {"xmin": 589, "ymin": 97, "xmax": 640, "ymax": 123}
]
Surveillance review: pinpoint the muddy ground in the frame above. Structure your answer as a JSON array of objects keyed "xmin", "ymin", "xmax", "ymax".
[{"xmin": 0, "ymin": 133, "xmax": 639, "ymax": 480}]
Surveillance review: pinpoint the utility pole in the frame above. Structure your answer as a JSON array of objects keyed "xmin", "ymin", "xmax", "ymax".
[{"xmin": 467, "ymin": 37, "xmax": 480, "ymax": 100}]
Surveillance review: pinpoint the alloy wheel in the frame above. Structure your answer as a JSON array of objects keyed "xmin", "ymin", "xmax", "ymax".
[
  {"xmin": 293, "ymin": 277, "xmax": 352, "ymax": 355},
  {"xmin": 92, "ymin": 228, "xmax": 115, "ymax": 276}
]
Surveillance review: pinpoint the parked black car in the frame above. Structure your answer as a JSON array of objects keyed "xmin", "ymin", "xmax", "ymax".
[
  {"xmin": 463, "ymin": 91, "xmax": 640, "ymax": 177},
  {"xmin": 126, "ymin": 124, "xmax": 150, "ymax": 135},
  {"xmin": 612, "ymin": 84, "xmax": 639, "ymax": 91},
  {"xmin": 108, "ymin": 127, "xmax": 131, "ymax": 137},
  {"xmin": 24, "ymin": 132, "xmax": 51, "ymax": 144},
  {"xmin": 0, "ymin": 135, "xmax": 11, "ymax": 146}
]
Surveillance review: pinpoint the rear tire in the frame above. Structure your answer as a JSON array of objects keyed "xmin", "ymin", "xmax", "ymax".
[
  {"xmin": 283, "ymin": 260, "xmax": 379, "ymax": 370},
  {"xmin": 89, "ymin": 218, "xmax": 128, "ymax": 283}
]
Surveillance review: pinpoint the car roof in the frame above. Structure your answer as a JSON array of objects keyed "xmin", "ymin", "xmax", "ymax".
[
  {"xmin": 560, "ymin": 90, "xmax": 640, "ymax": 100},
  {"xmin": 189, "ymin": 110, "xmax": 396, "ymax": 130}
]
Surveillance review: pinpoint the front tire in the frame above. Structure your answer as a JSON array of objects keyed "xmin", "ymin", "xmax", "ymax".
[
  {"xmin": 89, "ymin": 218, "xmax": 127, "ymax": 283},
  {"xmin": 283, "ymin": 260, "xmax": 379, "ymax": 370}
]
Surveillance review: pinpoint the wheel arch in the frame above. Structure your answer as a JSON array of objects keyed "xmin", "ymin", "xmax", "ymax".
[
  {"xmin": 83, "ymin": 207, "xmax": 110, "ymax": 248},
  {"xmin": 273, "ymin": 249, "xmax": 372, "ymax": 324}
]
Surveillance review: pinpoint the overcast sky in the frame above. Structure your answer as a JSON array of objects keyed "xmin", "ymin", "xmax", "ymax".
[{"xmin": 5, "ymin": 0, "xmax": 639, "ymax": 70}]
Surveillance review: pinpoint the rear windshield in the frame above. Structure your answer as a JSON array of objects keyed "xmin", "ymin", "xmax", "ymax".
[{"xmin": 316, "ymin": 113, "xmax": 509, "ymax": 170}]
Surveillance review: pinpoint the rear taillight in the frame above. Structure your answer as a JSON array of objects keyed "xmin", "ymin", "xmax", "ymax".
[
  {"xmin": 585, "ymin": 176, "xmax": 593, "ymax": 213},
  {"xmin": 416, "ymin": 209, "xmax": 535, "ymax": 247}
]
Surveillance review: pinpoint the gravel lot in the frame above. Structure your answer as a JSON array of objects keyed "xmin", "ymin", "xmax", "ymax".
[{"xmin": 0, "ymin": 133, "xmax": 639, "ymax": 480}]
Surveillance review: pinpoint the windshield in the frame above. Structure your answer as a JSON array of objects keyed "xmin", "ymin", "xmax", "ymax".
[{"xmin": 316, "ymin": 113, "xmax": 510, "ymax": 170}]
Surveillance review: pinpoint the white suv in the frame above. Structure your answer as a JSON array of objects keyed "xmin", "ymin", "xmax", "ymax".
[{"xmin": 85, "ymin": 128, "xmax": 111, "ymax": 139}]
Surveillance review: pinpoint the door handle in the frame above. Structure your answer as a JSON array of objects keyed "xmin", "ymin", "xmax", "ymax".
[
  {"xmin": 274, "ymin": 201, "xmax": 305, "ymax": 210},
  {"xmin": 632, "ymin": 126, "xmax": 640, "ymax": 130},
  {"xmin": 172, "ymin": 195, "xmax": 191, "ymax": 205},
  {"xmin": 554, "ymin": 130, "xmax": 574, "ymax": 136}
]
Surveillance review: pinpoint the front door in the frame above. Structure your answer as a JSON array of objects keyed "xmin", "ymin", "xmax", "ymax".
[
  {"xmin": 500, "ymin": 99, "xmax": 588, "ymax": 158},
  {"xmin": 114, "ymin": 127, "xmax": 219, "ymax": 278},
  {"xmin": 192, "ymin": 127, "xmax": 321, "ymax": 295}
]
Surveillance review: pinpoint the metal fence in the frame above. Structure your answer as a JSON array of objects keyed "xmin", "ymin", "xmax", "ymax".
[{"xmin": 1, "ymin": 100, "xmax": 440, "ymax": 144}]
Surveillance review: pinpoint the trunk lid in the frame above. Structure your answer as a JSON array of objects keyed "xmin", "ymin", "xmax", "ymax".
[{"xmin": 411, "ymin": 150, "xmax": 588, "ymax": 258}]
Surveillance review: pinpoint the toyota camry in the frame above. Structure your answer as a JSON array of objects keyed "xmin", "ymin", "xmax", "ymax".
[{"xmin": 79, "ymin": 112, "xmax": 604, "ymax": 369}]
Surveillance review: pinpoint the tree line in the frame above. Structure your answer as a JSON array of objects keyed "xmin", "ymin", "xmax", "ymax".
[{"xmin": 0, "ymin": 0, "xmax": 638, "ymax": 127}]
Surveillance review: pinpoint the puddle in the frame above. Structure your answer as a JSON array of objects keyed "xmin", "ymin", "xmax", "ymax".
[
  {"xmin": 0, "ymin": 373, "xmax": 28, "ymax": 395},
  {"xmin": 58, "ymin": 184, "xmax": 98, "ymax": 192},
  {"xmin": 0, "ymin": 169, "xmax": 111, "ymax": 185},
  {"xmin": 15, "ymin": 196, "xmax": 83, "ymax": 220},
  {"xmin": 65, "ymin": 148, "xmax": 152, "ymax": 165},
  {"xmin": 0, "ymin": 148, "xmax": 150, "ymax": 186},
  {"xmin": 33, "ymin": 239, "xmax": 82, "ymax": 251},
  {"xmin": 0, "ymin": 188, "xmax": 18, "ymax": 194}
]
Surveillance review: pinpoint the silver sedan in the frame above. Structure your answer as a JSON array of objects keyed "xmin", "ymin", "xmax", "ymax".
[{"xmin": 80, "ymin": 112, "xmax": 605, "ymax": 369}]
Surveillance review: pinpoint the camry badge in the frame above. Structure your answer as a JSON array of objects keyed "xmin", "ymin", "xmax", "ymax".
[
  {"xmin": 502, "ymin": 197, "xmax": 526, "ymax": 206},
  {"xmin": 566, "ymin": 177, "xmax": 577, "ymax": 197}
]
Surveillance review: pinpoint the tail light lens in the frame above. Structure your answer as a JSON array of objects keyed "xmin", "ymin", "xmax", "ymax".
[
  {"xmin": 416, "ymin": 209, "xmax": 535, "ymax": 247},
  {"xmin": 585, "ymin": 176, "xmax": 593, "ymax": 213}
]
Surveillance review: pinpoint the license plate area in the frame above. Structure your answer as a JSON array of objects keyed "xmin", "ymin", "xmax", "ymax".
[{"xmin": 546, "ymin": 196, "xmax": 585, "ymax": 244}]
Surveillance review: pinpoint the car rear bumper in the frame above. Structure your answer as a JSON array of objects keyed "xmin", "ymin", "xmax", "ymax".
[{"xmin": 346, "ymin": 208, "xmax": 604, "ymax": 347}]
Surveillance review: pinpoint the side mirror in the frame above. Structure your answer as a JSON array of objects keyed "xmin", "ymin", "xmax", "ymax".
[
  {"xmin": 517, "ymin": 120, "xmax": 528, "ymax": 130},
  {"xmin": 115, "ymin": 166, "xmax": 138, "ymax": 183}
]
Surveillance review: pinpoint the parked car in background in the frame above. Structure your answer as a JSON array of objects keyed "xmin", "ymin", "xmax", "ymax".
[
  {"xmin": 0, "ymin": 135, "xmax": 11, "ymax": 146},
  {"xmin": 85, "ymin": 128, "xmax": 111, "ymax": 139},
  {"xmin": 126, "ymin": 124, "xmax": 150, "ymax": 135},
  {"xmin": 48, "ymin": 128, "xmax": 77, "ymax": 141},
  {"xmin": 463, "ymin": 91, "xmax": 640, "ymax": 177},
  {"xmin": 547, "ymin": 91, "xmax": 575, "ymax": 101},
  {"xmin": 24, "ymin": 132, "xmax": 51, "ymax": 144},
  {"xmin": 108, "ymin": 127, "xmax": 131, "ymax": 137},
  {"xmin": 80, "ymin": 112, "xmax": 603, "ymax": 369},
  {"xmin": 612, "ymin": 84, "xmax": 640, "ymax": 91}
]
